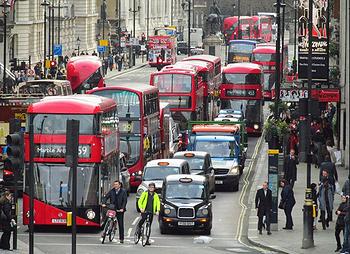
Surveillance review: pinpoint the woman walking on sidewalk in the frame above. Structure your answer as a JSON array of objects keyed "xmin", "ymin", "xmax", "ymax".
[
  {"xmin": 318, "ymin": 174, "xmax": 334, "ymax": 230},
  {"xmin": 0, "ymin": 191, "xmax": 12, "ymax": 250},
  {"xmin": 280, "ymin": 180, "xmax": 296, "ymax": 230}
]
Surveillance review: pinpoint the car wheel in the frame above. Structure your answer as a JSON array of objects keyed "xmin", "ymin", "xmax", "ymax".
[
  {"xmin": 232, "ymin": 182, "xmax": 239, "ymax": 192},
  {"xmin": 202, "ymin": 228, "xmax": 211, "ymax": 235}
]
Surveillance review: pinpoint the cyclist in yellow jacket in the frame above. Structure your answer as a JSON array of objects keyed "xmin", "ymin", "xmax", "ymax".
[{"xmin": 137, "ymin": 182, "xmax": 160, "ymax": 245}]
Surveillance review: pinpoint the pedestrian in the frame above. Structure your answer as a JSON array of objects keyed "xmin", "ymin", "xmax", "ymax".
[
  {"xmin": 34, "ymin": 63, "xmax": 41, "ymax": 76},
  {"xmin": 108, "ymin": 54, "xmax": 114, "ymax": 71},
  {"xmin": 280, "ymin": 179, "xmax": 296, "ymax": 230},
  {"xmin": 115, "ymin": 54, "xmax": 123, "ymax": 71},
  {"xmin": 283, "ymin": 149, "xmax": 299, "ymax": 188},
  {"xmin": 335, "ymin": 195, "xmax": 347, "ymax": 252},
  {"xmin": 318, "ymin": 175, "xmax": 334, "ymax": 229},
  {"xmin": 103, "ymin": 58, "xmax": 109, "ymax": 75},
  {"xmin": 123, "ymin": 53, "xmax": 129, "ymax": 70},
  {"xmin": 137, "ymin": 182, "xmax": 161, "ymax": 245},
  {"xmin": 0, "ymin": 191, "xmax": 12, "ymax": 250},
  {"xmin": 341, "ymin": 197, "xmax": 350, "ymax": 254},
  {"xmin": 92, "ymin": 51, "xmax": 98, "ymax": 56},
  {"xmin": 288, "ymin": 127, "xmax": 299, "ymax": 155},
  {"xmin": 319, "ymin": 154, "xmax": 338, "ymax": 188},
  {"xmin": 102, "ymin": 180, "xmax": 128, "ymax": 244},
  {"xmin": 323, "ymin": 120, "xmax": 335, "ymax": 147},
  {"xmin": 255, "ymin": 181, "xmax": 272, "ymax": 235},
  {"xmin": 311, "ymin": 183, "xmax": 318, "ymax": 230}
]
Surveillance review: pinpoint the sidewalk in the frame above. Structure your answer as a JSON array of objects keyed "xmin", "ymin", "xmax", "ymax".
[
  {"xmin": 2, "ymin": 239, "xmax": 45, "ymax": 254},
  {"xmin": 104, "ymin": 56, "xmax": 147, "ymax": 80},
  {"xmin": 248, "ymin": 142, "xmax": 347, "ymax": 254}
]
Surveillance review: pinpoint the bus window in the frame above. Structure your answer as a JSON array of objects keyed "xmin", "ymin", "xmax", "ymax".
[
  {"xmin": 223, "ymin": 73, "xmax": 261, "ymax": 85},
  {"xmin": 120, "ymin": 136, "xmax": 141, "ymax": 167},
  {"xmin": 154, "ymin": 74, "xmax": 192, "ymax": 93},
  {"xmin": 144, "ymin": 93, "xmax": 159, "ymax": 116},
  {"xmin": 252, "ymin": 53, "xmax": 276, "ymax": 62}
]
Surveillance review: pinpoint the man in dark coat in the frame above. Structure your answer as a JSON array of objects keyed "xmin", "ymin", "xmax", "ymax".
[
  {"xmin": 102, "ymin": 180, "xmax": 128, "ymax": 243},
  {"xmin": 319, "ymin": 154, "xmax": 338, "ymax": 183},
  {"xmin": 283, "ymin": 149, "xmax": 299, "ymax": 188},
  {"xmin": 255, "ymin": 181, "xmax": 272, "ymax": 235}
]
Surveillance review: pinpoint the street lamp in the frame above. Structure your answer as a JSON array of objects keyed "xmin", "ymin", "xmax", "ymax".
[
  {"xmin": 1, "ymin": 0, "xmax": 11, "ymax": 94},
  {"xmin": 280, "ymin": 0, "xmax": 286, "ymax": 81},
  {"xmin": 76, "ymin": 37, "xmax": 81, "ymax": 56},
  {"xmin": 129, "ymin": 0, "xmax": 141, "ymax": 38},
  {"xmin": 41, "ymin": 0, "xmax": 50, "ymax": 78},
  {"xmin": 292, "ymin": 0, "xmax": 298, "ymax": 75},
  {"xmin": 232, "ymin": 3, "xmax": 236, "ymax": 17},
  {"xmin": 237, "ymin": 0, "xmax": 241, "ymax": 39},
  {"xmin": 181, "ymin": 0, "xmax": 191, "ymax": 56}
]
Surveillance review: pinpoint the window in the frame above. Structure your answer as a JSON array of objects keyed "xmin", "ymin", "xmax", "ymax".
[
  {"xmin": 223, "ymin": 73, "xmax": 262, "ymax": 85},
  {"xmin": 153, "ymin": 74, "xmax": 192, "ymax": 93},
  {"xmin": 144, "ymin": 92, "xmax": 159, "ymax": 116},
  {"xmin": 253, "ymin": 53, "xmax": 276, "ymax": 62}
]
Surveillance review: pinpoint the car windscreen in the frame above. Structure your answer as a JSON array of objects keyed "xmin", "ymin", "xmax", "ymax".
[
  {"xmin": 143, "ymin": 166, "xmax": 180, "ymax": 181},
  {"xmin": 176, "ymin": 157, "xmax": 204, "ymax": 172},
  {"xmin": 195, "ymin": 141, "xmax": 237, "ymax": 158},
  {"xmin": 165, "ymin": 182, "xmax": 206, "ymax": 199}
]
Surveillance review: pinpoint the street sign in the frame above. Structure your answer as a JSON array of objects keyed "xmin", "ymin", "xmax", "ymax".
[
  {"xmin": 97, "ymin": 46, "xmax": 106, "ymax": 53},
  {"xmin": 53, "ymin": 44, "xmax": 63, "ymax": 56},
  {"xmin": 99, "ymin": 40, "xmax": 109, "ymax": 46}
]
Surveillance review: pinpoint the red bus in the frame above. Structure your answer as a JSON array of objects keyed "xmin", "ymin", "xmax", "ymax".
[
  {"xmin": 88, "ymin": 84, "xmax": 161, "ymax": 189},
  {"xmin": 223, "ymin": 16, "xmax": 239, "ymax": 43},
  {"xmin": 251, "ymin": 16, "xmax": 272, "ymax": 42},
  {"xmin": 252, "ymin": 45, "xmax": 289, "ymax": 100},
  {"xmin": 240, "ymin": 16, "xmax": 253, "ymax": 40},
  {"xmin": 23, "ymin": 95, "xmax": 119, "ymax": 227},
  {"xmin": 66, "ymin": 56, "xmax": 104, "ymax": 94},
  {"xmin": 150, "ymin": 65, "xmax": 205, "ymax": 130},
  {"xmin": 147, "ymin": 35, "xmax": 177, "ymax": 69},
  {"xmin": 220, "ymin": 63, "xmax": 264, "ymax": 135}
]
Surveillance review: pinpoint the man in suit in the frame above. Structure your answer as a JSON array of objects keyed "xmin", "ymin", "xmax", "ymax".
[
  {"xmin": 283, "ymin": 149, "xmax": 299, "ymax": 188},
  {"xmin": 255, "ymin": 181, "xmax": 272, "ymax": 235},
  {"xmin": 102, "ymin": 180, "xmax": 128, "ymax": 243}
]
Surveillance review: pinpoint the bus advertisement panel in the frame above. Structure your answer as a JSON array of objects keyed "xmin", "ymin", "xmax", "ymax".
[
  {"xmin": 23, "ymin": 95, "xmax": 119, "ymax": 227},
  {"xmin": 228, "ymin": 40, "xmax": 257, "ymax": 64},
  {"xmin": 150, "ymin": 66, "xmax": 205, "ymax": 130},
  {"xmin": 66, "ymin": 56, "xmax": 104, "ymax": 94},
  {"xmin": 220, "ymin": 63, "xmax": 264, "ymax": 135},
  {"xmin": 88, "ymin": 84, "xmax": 161, "ymax": 188}
]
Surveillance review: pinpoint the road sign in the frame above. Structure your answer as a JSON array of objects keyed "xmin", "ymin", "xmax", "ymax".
[
  {"xmin": 97, "ymin": 46, "xmax": 106, "ymax": 53},
  {"xmin": 53, "ymin": 44, "xmax": 63, "ymax": 56},
  {"xmin": 99, "ymin": 40, "xmax": 109, "ymax": 46}
]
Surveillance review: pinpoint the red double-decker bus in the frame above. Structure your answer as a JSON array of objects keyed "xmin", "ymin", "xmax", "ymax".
[
  {"xmin": 220, "ymin": 63, "xmax": 264, "ymax": 135},
  {"xmin": 223, "ymin": 16, "xmax": 239, "ymax": 43},
  {"xmin": 23, "ymin": 95, "xmax": 119, "ymax": 227},
  {"xmin": 66, "ymin": 56, "xmax": 104, "ymax": 94},
  {"xmin": 88, "ymin": 84, "xmax": 162, "ymax": 189},
  {"xmin": 240, "ymin": 16, "xmax": 253, "ymax": 40},
  {"xmin": 150, "ymin": 65, "xmax": 205, "ymax": 130},
  {"xmin": 251, "ymin": 16, "xmax": 272, "ymax": 42},
  {"xmin": 147, "ymin": 35, "xmax": 176, "ymax": 69},
  {"xmin": 252, "ymin": 45, "xmax": 289, "ymax": 100}
]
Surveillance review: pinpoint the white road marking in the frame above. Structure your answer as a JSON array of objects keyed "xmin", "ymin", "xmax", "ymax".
[
  {"xmin": 127, "ymin": 227, "xmax": 132, "ymax": 238},
  {"xmin": 131, "ymin": 216, "xmax": 140, "ymax": 225}
]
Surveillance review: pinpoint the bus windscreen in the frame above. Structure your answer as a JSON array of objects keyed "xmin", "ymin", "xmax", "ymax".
[
  {"xmin": 223, "ymin": 73, "xmax": 261, "ymax": 85},
  {"xmin": 253, "ymin": 53, "xmax": 276, "ymax": 62},
  {"xmin": 153, "ymin": 74, "xmax": 192, "ymax": 93},
  {"xmin": 229, "ymin": 43, "xmax": 255, "ymax": 54}
]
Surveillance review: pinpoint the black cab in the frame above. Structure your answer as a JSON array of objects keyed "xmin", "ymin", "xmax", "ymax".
[{"xmin": 159, "ymin": 174, "xmax": 215, "ymax": 235}]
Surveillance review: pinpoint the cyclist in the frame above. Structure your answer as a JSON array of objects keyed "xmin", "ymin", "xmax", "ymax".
[
  {"xmin": 137, "ymin": 182, "xmax": 160, "ymax": 245},
  {"xmin": 102, "ymin": 180, "xmax": 128, "ymax": 244}
]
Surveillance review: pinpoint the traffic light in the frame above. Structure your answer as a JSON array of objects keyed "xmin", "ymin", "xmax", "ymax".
[
  {"xmin": 5, "ymin": 133, "xmax": 24, "ymax": 171},
  {"xmin": 20, "ymin": 61, "xmax": 26, "ymax": 70},
  {"xmin": 50, "ymin": 60, "xmax": 57, "ymax": 69},
  {"xmin": 9, "ymin": 58, "xmax": 17, "ymax": 72}
]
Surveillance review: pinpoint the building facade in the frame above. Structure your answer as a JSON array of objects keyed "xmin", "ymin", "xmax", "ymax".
[{"xmin": 339, "ymin": 0, "xmax": 350, "ymax": 169}]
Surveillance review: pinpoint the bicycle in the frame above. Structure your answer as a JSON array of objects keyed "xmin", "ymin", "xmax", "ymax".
[
  {"xmin": 134, "ymin": 212, "xmax": 152, "ymax": 247},
  {"xmin": 101, "ymin": 206, "xmax": 118, "ymax": 244}
]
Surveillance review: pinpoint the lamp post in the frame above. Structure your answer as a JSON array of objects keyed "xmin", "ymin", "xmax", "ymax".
[
  {"xmin": 280, "ymin": 0, "xmax": 286, "ymax": 81},
  {"xmin": 237, "ymin": 0, "xmax": 241, "ymax": 39},
  {"xmin": 117, "ymin": 0, "xmax": 121, "ymax": 55},
  {"xmin": 51, "ymin": 2, "xmax": 54, "ymax": 60},
  {"xmin": 232, "ymin": 3, "xmax": 236, "ymax": 17},
  {"xmin": 41, "ymin": 0, "xmax": 50, "ymax": 79},
  {"xmin": 129, "ymin": 0, "xmax": 141, "ymax": 38},
  {"xmin": 1, "ymin": 0, "xmax": 11, "ymax": 94},
  {"xmin": 181, "ymin": 0, "xmax": 191, "ymax": 56},
  {"xmin": 76, "ymin": 37, "xmax": 81, "ymax": 56},
  {"xmin": 293, "ymin": 0, "xmax": 297, "ymax": 74},
  {"xmin": 146, "ymin": 0, "xmax": 150, "ymax": 39},
  {"xmin": 301, "ymin": 0, "xmax": 314, "ymax": 248}
]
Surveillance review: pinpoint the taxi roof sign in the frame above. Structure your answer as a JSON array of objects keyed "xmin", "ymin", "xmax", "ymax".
[
  {"xmin": 158, "ymin": 161, "xmax": 170, "ymax": 166},
  {"xmin": 184, "ymin": 153, "xmax": 195, "ymax": 157},
  {"xmin": 179, "ymin": 177, "xmax": 193, "ymax": 183}
]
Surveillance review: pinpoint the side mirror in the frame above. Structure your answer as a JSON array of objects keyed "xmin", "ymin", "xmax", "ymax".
[{"xmin": 209, "ymin": 194, "xmax": 216, "ymax": 200}]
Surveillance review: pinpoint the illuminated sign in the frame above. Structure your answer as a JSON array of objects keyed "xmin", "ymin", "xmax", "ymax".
[
  {"xmin": 233, "ymin": 55, "xmax": 250, "ymax": 62},
  {"xmin": 34, "ymin": 144, "xmax": 91, "ymax": 158},
  {"xmin": 225, "ymin": 89, "xmax": 256, "ymax": 97}
]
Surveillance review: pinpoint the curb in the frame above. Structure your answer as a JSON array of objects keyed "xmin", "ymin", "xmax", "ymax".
[{"xmin": 105, "ymin": 63, "xmax": 148, "ymax": 79}]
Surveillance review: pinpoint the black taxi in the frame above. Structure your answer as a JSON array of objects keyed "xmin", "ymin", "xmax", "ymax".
[{"xmin": 158, "ymin": 174, "xmax": 216, "ymax": 235}]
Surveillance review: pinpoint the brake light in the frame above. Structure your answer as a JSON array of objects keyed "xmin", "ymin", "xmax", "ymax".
[{"xmin": 4, "ymin": 170, "xmax": 13, "ymax": 176}]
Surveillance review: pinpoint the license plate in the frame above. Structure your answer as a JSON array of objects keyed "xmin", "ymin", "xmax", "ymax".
[
  {"xmin": 215, "ymin": 180, "xmax": 224, "ymax": 184},
  {"xmin": 51, "ymin": 219, "xmax": 66, "ymax": 224},
  {"xmin": 178, "ymin": 221, "xmax": 195, "ymax": 226}
]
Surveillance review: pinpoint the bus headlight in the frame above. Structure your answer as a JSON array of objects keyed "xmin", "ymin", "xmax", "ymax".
[
  {"xmin": 254, "ymin": 124, "xmax": 259, "ymax": 130},
  {"xmin": 86, "ymin": 209, "xmax": 96, "ymax": 220}
]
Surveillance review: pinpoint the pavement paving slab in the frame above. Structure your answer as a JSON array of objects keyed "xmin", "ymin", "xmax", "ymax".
[{"xmin": 248, "ymin": 141, "xmax": 347, "ymax": 254}]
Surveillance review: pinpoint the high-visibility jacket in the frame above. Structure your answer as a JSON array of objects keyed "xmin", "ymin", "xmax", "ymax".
[{"xmin": 138, "ymin": 191, "xmax": 160, "ymax": 214}]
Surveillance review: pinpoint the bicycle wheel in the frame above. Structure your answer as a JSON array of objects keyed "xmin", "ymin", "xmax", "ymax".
[
  {"xmin": 141, "ymin": 222, "xmax": 150, "ymax": 247},
  {"xmin": 134, "ymin": 226, "xmax": 141, "ymax": 244},
  {"xmin": 101, "ymin": 219, "xmax": 111, "ymax": 244},
  {"xmin": 109, "ymin": 221, "xmax": 117, "ymax": 242}
]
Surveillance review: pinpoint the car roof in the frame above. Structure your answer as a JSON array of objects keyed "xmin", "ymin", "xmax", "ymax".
[
  {"xmin": 165, "ymin": 174, "xmax": 206, "ymax": 183},
  {"xmin": 145, "ymin": 159, "xmax": 189, "ymax": 167},
  {"xmin": 173, "ymin": 151, "xmax": 209, "ymax": 158}
]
